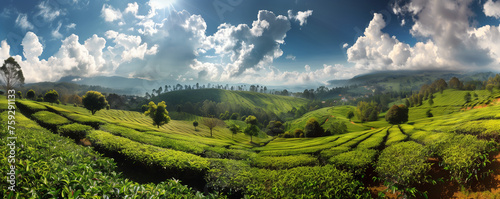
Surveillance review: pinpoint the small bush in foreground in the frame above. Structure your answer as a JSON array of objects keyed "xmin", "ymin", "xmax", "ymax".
[{"xmin": 58, "ymin": 123, "xmax": 93, "ymax": 140}]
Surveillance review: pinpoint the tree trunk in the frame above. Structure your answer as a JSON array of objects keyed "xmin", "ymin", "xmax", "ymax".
[{"xmin": 210, "ymin": 128, "xmax": 213, "ymax": 137}]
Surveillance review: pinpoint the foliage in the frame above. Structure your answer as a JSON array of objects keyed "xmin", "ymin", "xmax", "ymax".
[
  {"xmin": 15, "ymin": 100, "xmax": 48, "ymax": 114},
  {"xmin": 206, "ymin": 160, "xmax": 369, "ymax": 198},
  {"xmin": 58, "ymin": 123, "xmax": 93, "ymax": 140},
  {"xmin": 244, "ymin": 115, "xmax": 260, "ymax": 142},
  {"xmin": 0, "ymin": 113, "xmax": 211, "ymax": 198},
  {"xmin": 385, "ymin": 126, "xmax": 407, "ymax": 146},
  {"xmin": 385, "ymin": 104, "xmax": 409, "ymax": 124},
  {"xmin": 376, "ymin": 141, "xmax": 431, "ymax": 197},
  {"xmin": 356, "ymin": 101, "xmax": 379, "ymax": 122},
  {"xmin": 31, "ymin": 111, "xmax": 71, "ymax": 131},
  {"xmin": 16, "ymin": 90, "xmax": 22, "ymax": 99},
  {"xmin": 426, "ymin": 109, "xmax": 433, "ymax": 117},
  {"xmin": 329, "ymin": 148, "xmax": 378, "ymax": 175},
  {"xmin": 252, "ymin": 154, "xmax": 318, "ymax": 169},
  {"xmin": 265, "ymin": 120, "xmax": 284, "ymax": 136},
  {"xmin": 82, "ymin": 91, "xmax": 108, "ymax": 115},
  {"xmin": 304, "ymin": 118, "xmax": 325, "ymax": 137},
  {"xmin": 326, "ymin": 120, "xmax": 348, "ymax": 135},
  {"xmin": 0, "ymin": 57, "xmax": 25, "ymax": 91},
  {"xmin": 228, "ymin": 124, "xmax": 240, "ymax": 138},
  {"xmin": 88, "ymin": 130, "xmax": 210, "ymax": 171},
  {"xmin": 26, "ymin": 89, "xmax": 35, "ymax": 100},
  {"xmin": 144, "ymin": 101, "xmax": 171, "ymax": 128},
  {"xmin": 346, "ymin": 110, "xmax": 354, "ymax": 121},
  {"xmin": 193, "ymin": 120, "xmax": 199, "ymax": 130},
  {"xmin": 44, "ymin": 89, "xmax": 60, "ymax": 104}
]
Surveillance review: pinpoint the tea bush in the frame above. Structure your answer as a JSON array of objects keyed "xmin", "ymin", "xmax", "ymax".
[{"xmin": 58, "ymin": 123, "xmax": 93, "ymax": 140}]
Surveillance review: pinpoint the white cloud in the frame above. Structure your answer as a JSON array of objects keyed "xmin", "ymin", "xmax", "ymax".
[
  {"xmin": 105, "ymin": 30, "xmax": 157, "ymax": 62},
  {"xmin": 484, "ymin": 0, "xmax": 500, "ymax": 19},
  {"xmin": 207, "ymin": 10, "xmax": 291, "ymax": 78},
  {"xmin": 348, "ymin": 0, "xmax": 500, "ymax": 72},
  {"xmin": 15, "ymin": 14, "xmax": 34, "ymax": 30},
  {"xmin": 0, "ymin": 40, "xmax": 10, "ymax": 61},
  {"xmin": 101, "ymin": 4, "xmax": 122, "ymax": 22},
  {"xmin": 288, "ymin": 10, "xmax": 313, "ymax": 26},
  {"xmin": 286, "ymin": 54, "xmax": 296, "ymax": 60},
  {"xmin": 37, "ymin": 1, "xmax": 63, "ymax": 22},
  {"xmin": 124, "ymin": 2, "xmax": 139, "ymax": 15},
  {"xmin": 66, "ymin": 23, "xmax": 76, "ymax": 30},
  {"xmin": 21, "ymin": 32, "xmax": 43, "ymax": 60},
  {"xmin": 342, "ymin": 43, "xmax": 349, "ymax": 48},
  {"xmin": 305, "ymin": 65, "xmax": 310, "ymax": 71},
  {"xmin": 52, "ymin": 22, "xmax": 63, "ymax": 39}
]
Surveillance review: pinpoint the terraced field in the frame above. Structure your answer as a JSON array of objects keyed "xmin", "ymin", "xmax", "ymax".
[{"xmin": 3, "ymin": 88, "xmax": 500, "ymax": 198}]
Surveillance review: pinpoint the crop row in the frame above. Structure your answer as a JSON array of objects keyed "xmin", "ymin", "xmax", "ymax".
[
  {"xmin": 320, "ymin": 128, "xmax": 383, "ymax": 159},
  {"xmin": 15, "ymin": 100, "xmax": 48, "ymax": 114},
  {"xmin": 206, "ymin": 159, "xmax": 370, "ymax": 198},
  {"xmin": 385, "ymin": 126, "xmax": 408, "ymax": 146},
  {"xmin": 0, "ymin": 110, "xmax": 211, "ymax": 198},
  {"xmin": 31, "ymin": 111, "xmax": 72, "ymax": 132},
  {"xmin": 87, "ymin": 130, "xmax": 210, "ymax": 172},
  {"xmin": 252, "ymin": 154, "xmax": 318, "ymax": 169},
  {"xmin": 356, "ymin": 128, "xmax": 388, "ymax": 149}
]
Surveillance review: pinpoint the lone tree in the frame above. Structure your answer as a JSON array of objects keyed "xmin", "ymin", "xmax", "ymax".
[
  {"xmin": 144, "ymin": 101, "xmax": 171, "ymax": 128},
  {"xmin": 16, "ymin": 91, "xmax": 22, "ymax": 99},
  {"xmin": 304, "ymin": 118, "xmax": 325, "ymax": 137},
  {"xmin": 193, "ymin": 121, "xmax": 199, "ymax": 131},
  {"xmin": 228, "ymin": 124, "xmax": 240, "ymax": 139},
  {"xmin": 26, "ymin": 89, "xmax": 35, "ymax": 100},
  {"xmin": 82, "ymin": 91, "xmax": 108, "ymax": 115},
  {"xmin": 244, "ymin": 115, "xmax": 260, "ymax": 142},
  {"xmin": 327, "ymin": 121, "xmax": 348, "ymax": 135},
  {"xmin": 201, "ymin": 116, "xmax": 224, "ymax": 137},
  {"xmin": 0, "ymin": 57, "xmax": 25, "ymax": 92},
  {"xmin": 44, "ymin": 90, "xmax": 60, "ymax": 104},
  {"xmin": 464, "ymin": 92, "xmax": 471, "ymax": 103},
  {"xmin": 346, "ymin": 110, "xmax": 354, "ymax": 121},
  {"xmin": 385, "ymin": 105, "xmax": 409, "ymax": 125}
]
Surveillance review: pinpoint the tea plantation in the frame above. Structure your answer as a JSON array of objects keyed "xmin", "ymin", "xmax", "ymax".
[{"xmin": 1, "ymin": 88, "xmax": 500, "ymax": 198}]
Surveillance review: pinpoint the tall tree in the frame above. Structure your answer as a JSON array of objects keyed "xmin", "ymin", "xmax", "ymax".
[
  {"xmin": 201, "ymin": 116, "xmax": 224, "ymax": 137},
  {"xmin": 82, "ymin": 91, "xmax": 108, "ymax": 115},
  {"xmin": 144, "ymin": 101, "xmax": 171, "ymax": 128},
  {"xmin": 244, "ymin": 115, "xmax": 260, "ymax": 142},
  {"xmin": 228, "ymin": 124, "xmax": 240, "ymax": 139},
  {"xmin": 0, "ymin": 57, "xmax": 25, "ymax": 92}
]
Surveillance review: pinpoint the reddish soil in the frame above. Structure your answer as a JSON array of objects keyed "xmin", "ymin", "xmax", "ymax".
[
  {"xmin": 462, "ymin": 98, "xmax": 500, "ymax": 111},
  {"xmin": 79, "ymin": 138, "xmax": 92, "ymax": 146}
]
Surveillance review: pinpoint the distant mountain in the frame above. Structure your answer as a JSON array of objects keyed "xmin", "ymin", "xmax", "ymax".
[
  {"xmin": 328, "ymin": 70, "xmax": 495, "ymax": 91},
  {"xmin": 58, "ymin": 75, "xmax": 176, "ymax": 96}
]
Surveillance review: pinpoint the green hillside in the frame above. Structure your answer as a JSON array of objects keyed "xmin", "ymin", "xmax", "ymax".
[
  {"xmin": 3, "ymin": 87, "xmax": 500, "ymax": 198},
  {"xmin": 151, "ymin": 89, "xmax": 310, "ymax": 115}
]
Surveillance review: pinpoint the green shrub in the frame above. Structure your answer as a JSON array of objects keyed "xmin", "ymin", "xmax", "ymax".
[
  {"xmin": 428, "ymin": 134, "xmax": 496, "ymax": 183},
  {"xmin": 385, "ymin": 126, "xmax": 407, "ymax": 146},
  {"xmin": 65, "ymin": 113, "xmax": 104, "ymax": 128},
  {"xmin": 356, "ymin": 129, "xmax": 387, "ymax": 149},
  {"xmin": 58, "ymin": 123, "xmax": 93, "ymax": 140},
  {"xmin": 376, "ymin": 141, "xmax": 431, "ymax": 197},
  {"xmin": 329, "ymin": 148, "xmax": 377, "ymax": 175},
  {"xmin": 87, "ymin": 130, "xmax": 210, "ymax": 171},
  {"xmin": 31, "ymin": 111, "xmax": 72, "ymax": 131},
  {"xmin": 15, "ymin": 100, "xmax": 48, "ymax": 114},
  {"xmin": 253, "ymin": 154, "xmax": 318, "ymax": 169},
  {"xmin": 320, "ymin": 146, "xmax": 350, "ymax": 159}
]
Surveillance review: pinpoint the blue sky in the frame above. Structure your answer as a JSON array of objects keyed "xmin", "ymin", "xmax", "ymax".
[{"xmin": 0, "ymin": 0, "xmax": 499, "ymax": 87}]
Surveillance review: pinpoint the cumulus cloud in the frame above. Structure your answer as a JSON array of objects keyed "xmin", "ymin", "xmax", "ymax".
[
  {"xmin": 37, "ymin": 1, "xmax": 63, "ymax": 22},
  {"xmin": 0, "ymin": 40, "xmax": 10, "ymax": 61},
  {"xmin": 15, "ymin": 13, "xmax": 34, "ymax": 30},
  {"xmin": 484, "ymin": 0, "xmax": 500, "ymax": 19},
  {"xmin": 288, "ymin": 10, "xmax": 313, "ymax": 26},
  {"xmin": 124, "ymin": 2, "xmax": 139, "ymax": 15},
  {"xmin": 101, "ymin": 4, "xmax": 122, "ymax": 22},
  {"xmin": 207, "ymin": 10, "xmax": 291, "ymax": 78},
  {"xmin": 348, "ymin": 0, "xmax": 500, "ymax": 72},
  {"xmin": 21, "ymin": 32, "xmax": 43, "ymax": 60}
]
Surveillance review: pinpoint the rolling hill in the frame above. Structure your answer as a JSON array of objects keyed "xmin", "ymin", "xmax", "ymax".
[{"xmin": 151, "ymin": 89, "xmax": 311, "ymax": 116}]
